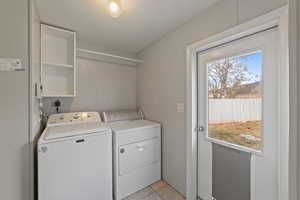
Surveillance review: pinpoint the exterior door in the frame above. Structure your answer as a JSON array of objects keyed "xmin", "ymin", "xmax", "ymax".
[{"xmin": 197, "ymin": 29, "xmax": 279, "ymax": 200}]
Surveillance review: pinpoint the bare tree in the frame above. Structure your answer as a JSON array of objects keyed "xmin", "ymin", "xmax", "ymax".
[{"xmin": 208, "ymin": 57, "xmax": 255, "ymax": 98}]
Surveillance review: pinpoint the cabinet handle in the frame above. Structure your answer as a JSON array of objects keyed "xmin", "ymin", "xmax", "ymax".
[
  {"xmin": 76, "ymin": 139, "xmax": 85, "ymax": 143},
  {"xmin": 136, "ymin": 144, "xmax": 145, "ymax": 151}
]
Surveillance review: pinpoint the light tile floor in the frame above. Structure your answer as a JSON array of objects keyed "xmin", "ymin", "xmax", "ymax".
[{"xmin": 123, "ymin": 180, "xmax": 185, "ymax": 200}]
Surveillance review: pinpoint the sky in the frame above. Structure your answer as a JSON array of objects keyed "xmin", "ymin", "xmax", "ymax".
[
  {"xmin": 238, "ymin": 51, "xmax": 262, "ymax": 81},
  {"xmin": 207, "ymin": 51, "xmax": 263, "ymax": 86}
]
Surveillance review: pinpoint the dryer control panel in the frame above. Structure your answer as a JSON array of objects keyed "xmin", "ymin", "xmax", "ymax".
[{"xmin": 47, "ymin": 112, "xmax": 101, "ymax": 126}]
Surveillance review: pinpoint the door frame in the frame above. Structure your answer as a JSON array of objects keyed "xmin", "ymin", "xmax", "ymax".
[
  {"xmin": 288, "ymin": 1, "xmax": 299, "ymax": 200},
  {"xmin": 186, "ymin": 6, "xmax": 292, "ymax": 200}
]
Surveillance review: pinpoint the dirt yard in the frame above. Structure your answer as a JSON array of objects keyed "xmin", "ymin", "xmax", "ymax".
[{"xmin": 208, "ymin": 121, "xmax": 261, "ymax": 150}]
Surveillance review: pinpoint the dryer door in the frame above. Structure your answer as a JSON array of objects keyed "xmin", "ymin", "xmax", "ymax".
[{"xmin": 119, "ymin": 137, "xmax": 160, "ymax": 175}]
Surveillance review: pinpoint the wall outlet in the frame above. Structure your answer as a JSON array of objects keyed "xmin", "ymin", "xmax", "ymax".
[
  {"xmin": 176, "ymin": 103, "xmax": 184, "ymax": 113},
  {"xmin": 0, "ymin": 58, "xmax": 24, "ymax": 71}
]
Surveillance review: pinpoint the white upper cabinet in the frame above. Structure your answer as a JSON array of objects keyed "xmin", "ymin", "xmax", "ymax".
[{"xmin": 41, "ymin": 24, "xmax": 76, "ymax": 97}]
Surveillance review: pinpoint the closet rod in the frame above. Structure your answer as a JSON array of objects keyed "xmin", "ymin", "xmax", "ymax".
[{"xmin": 77, "ymin": 48, "xmax": 143, "ymax": 64}]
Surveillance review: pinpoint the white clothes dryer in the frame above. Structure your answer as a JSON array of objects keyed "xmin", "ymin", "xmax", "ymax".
[{"xmin": 102, "ymin": 110, "xmax": 161, "ymax": 200}]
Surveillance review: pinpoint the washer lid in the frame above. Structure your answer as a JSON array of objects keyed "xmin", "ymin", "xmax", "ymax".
[
  {"xmin": 44, "ymin": 122, "xmax": 110, "ymax": 140},
  {"xmin": 110, "ymin": 120, "xmax": 160, "ymax": 133}
]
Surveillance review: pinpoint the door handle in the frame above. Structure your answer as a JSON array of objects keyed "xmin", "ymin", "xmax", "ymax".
[{"xmin": 195, "ymin": 126, "xmax": 205, "ymax": 132}]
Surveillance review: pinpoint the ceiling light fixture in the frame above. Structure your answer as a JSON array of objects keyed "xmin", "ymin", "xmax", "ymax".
[{"xmin": 108, "ymin": 0, "xmax": 122, "ymax": 18}]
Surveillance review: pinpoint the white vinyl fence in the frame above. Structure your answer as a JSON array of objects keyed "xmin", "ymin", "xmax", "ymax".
[{"xmin": 209, "ymin": 98, "xmax": 261, "ymax": 123}]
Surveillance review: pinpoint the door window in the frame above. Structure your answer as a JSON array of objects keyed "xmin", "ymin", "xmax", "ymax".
[{"xmin": 207, "ymin": 51, "xmax": 262, "ymax": 151}]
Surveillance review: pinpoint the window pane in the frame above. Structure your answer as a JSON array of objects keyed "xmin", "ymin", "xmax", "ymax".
[{"xmin": 207, "ymin": 51, "xmax": 262, "ymax": 151}]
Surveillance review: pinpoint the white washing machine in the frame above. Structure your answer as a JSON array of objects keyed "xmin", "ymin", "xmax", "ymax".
[
  {"xmin": 38, "ymin": 112, "xmax": 113, "ymax": 200},
  {"xmin": 102, "ymin": 110, "xmax": 161, "ymax": 200}
]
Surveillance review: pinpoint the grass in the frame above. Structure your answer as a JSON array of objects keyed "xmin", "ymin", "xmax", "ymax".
[{"xmin": 208, "ymin": 120, "xmax": 261, "ymax": 150}]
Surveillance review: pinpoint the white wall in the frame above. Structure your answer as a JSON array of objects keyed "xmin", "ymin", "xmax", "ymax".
[
  {"xmin": 296, "ymin": 0, "xmax": 300, "ymax": 199},
  {"xmin": 42, "ymin": 58, "xmax": 137, "ymax": 114},
  {"xmin": 137, "ymin": 0, "xmax": 287, "ymax": 195},
  {"xmin": 298, "ymin": 1, "xmax": 300, "ymax": 198},
  {"xmin": 0, "ymin": 1, "xmax": 30, "ymax": 200}
]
